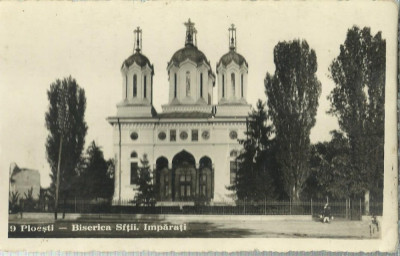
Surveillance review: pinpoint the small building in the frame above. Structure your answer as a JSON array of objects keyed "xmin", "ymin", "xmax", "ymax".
[
  {"xmin": 9, "ymin": 162, "xmax": 40, "ymax": 202},
  {"xmin": 108, "ymin": 20, "xmax": 251, "ymax": 205}
]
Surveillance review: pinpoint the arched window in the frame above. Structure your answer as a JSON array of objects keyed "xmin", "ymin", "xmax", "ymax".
[
  {"xmin": 156, "ymin": 157, "xmax": 170, "ymax": 198},
  {"xmin": 200, "ymin": 73, "xmax": 203, "ymax": 98},
  {"xmin": 199, "ymin": 156, "xmax": 212, "ymax": 197},
  {"xmin": 222, "ymin": 74, "xmax": 225, "ymax": 98},
  {"xmin": 156, "ymin": 157, "xmax": 169, "ymax": 170},
  {"xmin": 174, "ymin": 73, "xmax": 177, "ymax": 98},
  {"xmin": 186, "ymin": 71, "xmax": 191, "ymax": 96},
  {"xmin": 199, "ymin": 156, "xmax": 212, "ymax": 169},
  {"xmin": 151, "ymin": 76, "xmax": 153, "ymax": 104},
  {"xmin": 231, "ymin": 73, "xmax": 235, "ymax": 97},
  {"xmin": 130, "ymin": 151, "xmax": 138, "ymax": 184},
  {"xmin": 125, "ymin": 74, "xmax": 128, "ymax": 99},
  {"xmin": 143, "ymin": 75, "xmax": 147, "ymax": 98},
  {"xmin": 133, "ymin": 74, "xmax": 137, "ymax": 97},
  {"xmin": 241, "ymin": 74, "xmax": 244, "ymax": 98}
]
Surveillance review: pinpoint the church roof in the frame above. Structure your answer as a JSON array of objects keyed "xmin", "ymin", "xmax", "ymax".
[
  {"xmin": 9, "ymin": 163, "xmax": 39, "ymax": 183},
  {"xmin": 157, "ymin": 111, "xmax": 213, "ymax": 119},
  {"xmin": 122, "ymin": 51, "xmax": 154, "ymax": 72},
  {"xmin": 168, "ymin": 44, "xmax": 210, "ymax": 67},
  {"xmin": 217, "ymin": 49, "xmax": 248, "ymax": 68}
]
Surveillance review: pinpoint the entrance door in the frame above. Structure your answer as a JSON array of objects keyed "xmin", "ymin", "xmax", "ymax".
[
  {"xmin": 175, "ymin": 166, "xmax": 195, "ymax": 201},
  {"xmin": 179, "ymin": 173, "xmax": 192, "ymax": 199},
  {"xmin": 171, "ymin": 150, "xmax": 197, "ymax": 202}
]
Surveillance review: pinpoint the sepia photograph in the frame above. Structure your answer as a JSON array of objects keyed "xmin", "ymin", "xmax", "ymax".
[{"xmin": 0, "ymin": 0, "xmax": 398, "ymax": 253}]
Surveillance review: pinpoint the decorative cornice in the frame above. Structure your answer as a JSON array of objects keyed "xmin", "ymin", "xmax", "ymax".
[
  {"xmin": 162, "ymin": 104, "xmax": 212, "ymax": 113},
  {"xmin": 121, "ymin": 123, "xmax": 155, "ymax": 128},
  {"xmin": 110, "ymin": 120, "xmax": 246, "ymax": 128}
]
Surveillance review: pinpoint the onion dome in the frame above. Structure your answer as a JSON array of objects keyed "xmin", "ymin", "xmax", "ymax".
[
  {"xmin": 169, "ymin": 44, "xmax": 210, "ymax": 66},
  {"xmin": 122, "ymin": 52, "xmax": 153, "ymax": 69},
  {"xmin": 218, "ymin": 50, "xmax": 247, "ymax": 67},
  {"xmin": 121, "ymin": 27, "xmax": 154, "ymax": 74},
  {"xmin": 217, "ymin": 24, "xmax": 248, "ymax": 68},
  {"xmin": 168, "ymin": 19, "xmax": 211, "ymax": 67}
]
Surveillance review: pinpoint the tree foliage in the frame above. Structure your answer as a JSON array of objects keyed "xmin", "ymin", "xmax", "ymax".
[
  {"xmin": 229, "ymin": 100, "xmax": 280, "ymax": 201},
  {"xmin": 265, "ymin": 40, "xmax": 322, "ymax": 201},
  {"xmin": 304, "ymin": 131, "xmax": 360, "ymax": 200},
  {"xmin": 79, "ymin": 141, "xmax": 114, "ymax": 200},
  {"xmin": 134, "ymin": 154, "xmax": 156, "ymax": 206},
  {"xmin": 45, "ymin": 76, "xmax": 88, "ymax": 200},
  {"xmin": 328, "ymin": 26, "xmax": 385, "ymax": 200},
  {"xmin": 22, "ymin": 187, "xmax": 37, "ymax": 211},
  {"xmin": 9, "ymin": 191, "xmax": 20, "ymax": 213}
]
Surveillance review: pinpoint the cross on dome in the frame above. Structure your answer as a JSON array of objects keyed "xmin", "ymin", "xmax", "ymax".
[
  {"xmin": 134, "ymin": 26, "xmax": 142, "ymax": 52},
  {"xmin": 184, "ymin": 19, "xmax": 197, "ymax": 46},
  {"xmin": 229, "ymin": 24, "xmax": 237, "ymax": 51}
]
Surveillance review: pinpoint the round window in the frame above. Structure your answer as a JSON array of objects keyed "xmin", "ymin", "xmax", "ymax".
[
  {"xmin": 180, "ymin": 131, "xmax": 188, "ymax": 140},
  {"xmin": 158, "ymin": 131, "xmax": 166, "ymax": 140},
  {"xmin": 202, "ymin": 130, "xmax": 210, "ymax": 140},
  {"xmin": 229, "ymin": 130, "xmax": 238, "ymax": 140},
  {"xmin": 130, "ymin": 132, "xmax": 138, "ymax": 140}
]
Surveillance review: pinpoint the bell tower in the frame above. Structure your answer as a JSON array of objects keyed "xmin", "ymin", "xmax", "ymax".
[
  {"xmin": 216, "ymin": 24, "xmax": 251, "ymax": 117},
  {"xmin": 117, "ymin": 27, "xmax": 155, "ymax": 117},
  {"xmin": 162, "ymin": 19, "xmax": 215, "ymax": 115}
]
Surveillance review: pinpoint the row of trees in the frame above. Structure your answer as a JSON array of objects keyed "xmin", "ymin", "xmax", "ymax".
[
  {"xmin": 45, "ymin": 77, "xmax": 114, "ymax": 219},
  {"xmin": 230, "ymin": 26, "xmax": 385, "ymax": 204}
]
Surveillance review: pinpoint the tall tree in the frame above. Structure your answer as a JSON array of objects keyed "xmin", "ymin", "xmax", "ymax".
[
  {"xmin": 229, "ymin": 100, "xmax": 279, "ymax": 201},
  {"xmin": 45, "ymin": 76, "xmax": 87, "ymax": 219},
  {"xmin": 134, "ymin": 154, "xmax": 156, "ymax": 206},
  {"xmin": 328, "ymin": 26, "xmax": 385, "ymax": 201},
  {"xmin": 265, "ymin": 40, "xmax": 321, "ymax": 202},
  {"xmin": 80, "ymin": 141, "xmax": 114, "ymax": 200}
]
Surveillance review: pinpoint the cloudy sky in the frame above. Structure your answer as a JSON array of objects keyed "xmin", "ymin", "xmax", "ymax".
[{"xmin": 0, "ymin": 1, "xmax": 396, "ymax": 187}]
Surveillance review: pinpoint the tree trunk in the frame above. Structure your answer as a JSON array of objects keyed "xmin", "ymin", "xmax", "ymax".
[
  {"xmin": 292, "ymin": 185, "xmax": 301, "ymax": 203},
  {"xmin": 54, "ymin": 137, "xmax": 63, "ymax": 220},
  {"xmin": 62, "ymin": 195, "xmax": 66, "ymax": 219},
  {"xmin": 364, "ymin": 190, "xmax": 370, "ymax": 216}
]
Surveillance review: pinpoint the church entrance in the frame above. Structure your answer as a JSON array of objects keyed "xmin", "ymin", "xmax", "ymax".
[
  {"xmin": 175, "ymin": 164, "xmax": 195, "ymax": 201},
  {"xmin": 155, "ymin": 151, "xmax": 214, "ymax": 203},
  {"xmin": 172, "ymin": 151, "xmax": 196, "ymax": 202}
]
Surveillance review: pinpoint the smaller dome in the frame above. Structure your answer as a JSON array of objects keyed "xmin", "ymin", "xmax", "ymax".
[
  {"xmin": 122, "ymin": 51, "xmax": 153, "ymax": 72},
  {"xmin": 217, "ymin": 50, "xmax": 248, "ymax": 68},
  {"xmin": 169, "ymin": 44, "xmax": 210, "ymax": 67}
]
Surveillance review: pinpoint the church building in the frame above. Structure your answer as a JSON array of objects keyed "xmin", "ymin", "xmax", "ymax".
[{"xmin": 107, "ymin": 20, "xmax": 251, "ymax": 205}]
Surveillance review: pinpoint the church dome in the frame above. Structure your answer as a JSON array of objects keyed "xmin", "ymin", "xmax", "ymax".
[
  {"xmin": 217, "ymin": 24, "xmax": 248, "ymax": 68},
  {"xmin": 168, "ymin": 19, "xmax": 211, "ymax": 68},
  {"xmin": 121, "ymin": 26, "xmax": 154, "ymax": 73},
  {"xmin": 122, "ymin": 52, "xmax": 153, "ymax": 71},
  {"xmin": 218, "ymin": 50, "xmax": 248, "ymax": 67},
  {"xmin": 169, "ymin": 44, "xmax": 210, "ymax": 67}
]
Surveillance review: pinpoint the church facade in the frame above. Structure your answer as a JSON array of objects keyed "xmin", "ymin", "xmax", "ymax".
[{"xmin": 107, "ymin": 20, "xmax": 251, "ymax": 204}]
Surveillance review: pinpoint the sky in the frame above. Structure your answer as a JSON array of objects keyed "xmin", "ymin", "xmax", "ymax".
[{"xmin": 0, "ymin": 1, "xmax": 396, "ymax": 188}]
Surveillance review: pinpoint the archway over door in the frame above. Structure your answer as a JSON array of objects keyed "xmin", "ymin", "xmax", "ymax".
[
  {"xmin": 156, "ymin": 157, "xmax": 170, "ymax": 201},
  {"xmin": 172, "ymin": 151, "xmax": 196, "ymax": 201},
  {"xmin": 199, "ymin": 156, "xmax": 213, "ymax": 200}
]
